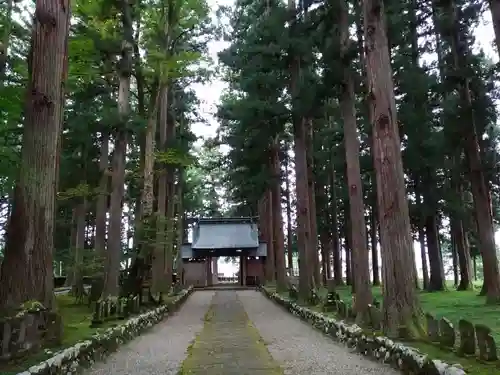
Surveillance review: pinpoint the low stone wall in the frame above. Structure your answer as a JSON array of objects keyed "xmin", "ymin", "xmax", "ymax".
[
  {"xmin": 16, "ymin": 286, "xmax": 193, "ymax": 375},
  {"xmin": 261, "ymin": 287, "xmax": 466, "ymax": 375}
]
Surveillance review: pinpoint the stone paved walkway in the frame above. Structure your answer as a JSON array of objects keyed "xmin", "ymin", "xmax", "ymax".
[{"xmin": 179, "ymin": 291, "xmax": 283, "ymax": 374}]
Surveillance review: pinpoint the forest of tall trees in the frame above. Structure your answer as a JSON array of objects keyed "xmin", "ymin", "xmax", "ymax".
[
  {"xmin": 1, "ymin": 0, "xmax": 500, "ymax": 345},
  {"xmin": 217, "ymin": 0, "xmax": 500, "ymax": 338}
]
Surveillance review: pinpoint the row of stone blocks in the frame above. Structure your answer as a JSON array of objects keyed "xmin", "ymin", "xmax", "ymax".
[
  {"xmin": 288, "ymin": 283, "xmax": 499, "ymax": 368},
  {"xmin": 270, "ymin": 286, "xmax": 466, "ymax": 375},
  {"xmin": 0, "ymin": 309, "xmax": 62, "ymax": 362},
  {"xmin": 91, "ymin": 296, "xmax": 141, "ymax": 327},
  {"xmin": 425, "ymin": 313, "xmax": 497, "ymax": 362}
]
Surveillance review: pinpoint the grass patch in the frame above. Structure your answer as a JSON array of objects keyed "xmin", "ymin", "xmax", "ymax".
[
  {"xmin": 1, "ymin": 295, "xmax": 122, "ymax": 374},
  {"xmin": 333, "ymin": 285, "xmax": 500, "ymax": 343}
]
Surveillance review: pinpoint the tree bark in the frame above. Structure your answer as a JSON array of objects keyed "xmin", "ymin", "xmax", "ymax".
[
  {"xmin": 95, "ymin": 132, "xmax": 108, "ymax": 261},
  {"xmin": 307, "ymin": 120, "xmax": 320, "ymax": 287},
  {"xmin": 285, "ymin": 151, "xmax": 294, "ymax": 274},
  {"xmin": 329, "ymin": 164, "xmax": 342, "ymax": 284},
  {"xmin": 434, "ymin": 0, "xmax": 500, "ymax": 303},
  {"xmin": 175, "ymin": 167, "xmax": 185, "ymax": 279},
  {"xmin": 264, "ymin": 190, "xmax": 276, "ymax": 282},
  {"xmin": 488, "ymin": 0, "xmax": 500, "ymax": 58},
  {"xmin": 450, "ymin": 177, "xmax": 473, "ymax": 291},
  {"xmin": 153, "ymin": 85, "xmax": 168, "ymax": 294},
  {"xmin": 344, "ymin": 215, "xmax": 352, "ymax": 286},
  {"xmin": 370, "ymin": 201, "xmax": 380, "ymax": 285},
  {"xmin": 271, "ymin": 139, "xmax": 286, "ymax": 290},
  {"xmin": 339, "ymin": 0, "xmax": 372, "ymax": 322},
  {"xmin": 71, "ymin": 198, "xmax": 86, "ymax": 290},
  {"xmin": 0, "ymin": 0, "xmax": 70, "ymax": 310},
  {"xmin": 363, "ymin": 0, "xmax": 424, "ymax": 338},
  {"xmin": 414, "ymin": 182, "xmax": 429, "ymax": 290},
  {"xmin": 0, "ymin": 0, "xmax": 13, "ymax": 86},
  {"xmin": 102, "ymin": 0, "xmax": 132, "ymax": 298},
  {"xmin": 138, "ymin": 87, "xmax": 160, "ymax": 294},
  {"xmin": 425, "ymin": 212, "xmax": 445, "ymax": 291}
]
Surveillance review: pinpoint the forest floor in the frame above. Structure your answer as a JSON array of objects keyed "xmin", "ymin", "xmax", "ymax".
[{"xmin": 270, "ymin": 283, "xmax": 499, "ymax": 375}]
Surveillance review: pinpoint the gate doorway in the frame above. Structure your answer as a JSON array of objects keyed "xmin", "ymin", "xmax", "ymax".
[{"xmin": 181, "ymin": 217, "xmax": 267, "ymax": 287}]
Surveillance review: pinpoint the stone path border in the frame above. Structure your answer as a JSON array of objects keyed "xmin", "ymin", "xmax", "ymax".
[
  {"xmin": 17, "ymin": 287, "xmax": 194, "ymax": 375},
  {"xmin": 260, "ymin": 287, "xmax": 467, "ymax": 375}
]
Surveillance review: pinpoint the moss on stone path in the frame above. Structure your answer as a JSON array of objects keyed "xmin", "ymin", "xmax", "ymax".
[{"xmin": 178, "ymin": 291, "xmax": 284, "ymax": 375}]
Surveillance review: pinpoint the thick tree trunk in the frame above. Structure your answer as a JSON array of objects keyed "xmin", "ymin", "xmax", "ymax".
[
  {"xmin": 320, "ymin": 230, "xmax": 329, "ymax": 284},
  {"xmin": 264, "ymin": 190, "xmax": 276, "ymax": 282},
  {"xmin": 451, "ymin": 233, "xmax": 458, "ymax": 286},
  {"xmin": 95, "ymin": 132, "xmax": 109, "ymax": 261},
  {"xmin": 435, "ymin": 0, "xmax": 500, "ymax": 303},
  {"xmin": 339, "ymin": 0, "xmax": 372, "ymax": 322},
  {"xmin": 102, "ymin": 0, "xmax": 132, "ymax": 298},
  {"xmin": 425, "ymin": 212, "xmax": 445, "ymax": 291},
  {"xmin": 363, "ymin": 0, "xmax": 423, "ymax": 338},
  {"xmin": 138, "ymin": 87, "xmax": 160, "ymax": 293},
  {"xmin": 153, "ymin": 86, "xmax": 168, "ymax": 294},
  {"xmin": 271, "ymin": 140, "xmax": 286, "ymax": 290},
  {"xmin": 473, "ymin": 256, "xmax": 477, "ymax": 281},
  {"xmin": 307, "ymin": 121, "xmax": 320, "ymax": 287},
  {"xmin": 294, "ymin": 117, "xmax": 312, "ymax": 299},
  {"xmin": 64, "ymin": 208, "xmax": 77, "ymax": 287},
  {"xmin": 450, "ymin": 179, "xmax": 473, "ymax": 291},
  {"xmin": 414, "ymin": 183, "xmax": 429, "ymax": 290},
  {"xmin": 285, "ymin": 153, "xmax": 294, "ymax": 274},
  {"xmin": 344, "ymin": 216, "xmax": 352, "ymax": 286},
  {"xmin": 163, "ymin": 94, "xmax": 177, "ymax": 291},
  {"xmin": 370, "ymin": 201, "xmax": 380, "ymax": 285},
  {"xmin": 288, "ymin": 0, "xmax": 312, "ymax": 300},
  {"xmin": 104, "ymin": 132, "xmax": 126, "ymax": 298},
  {"xmin": 329, "ymin": 165, "xmax": 342, "ymax": 284},
  {"xmin": 0, "ymin": 0, "xmax": 13, "ymax": 85},
  {"xmin": 175, "ymin": 168, "xmax": 185, "ymax": 279},
  {"xmin": 316, "ymin": 178, "xmax": 330, "ymax": 283},
  {"xmin": 488, "ymin": 0, "xmax": 500, "ymax": 58},
  {"xmin": 72, "ymin": 198, "xmax": 86, "ymax": 290},
  {"xmin": 0, "ymin": 0, "xmax": 70, "ymax": 310}
]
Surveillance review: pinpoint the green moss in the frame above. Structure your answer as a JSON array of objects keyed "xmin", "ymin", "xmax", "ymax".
[{"xmin": 19, "ymin": 300, "xmax": 45, "ymax": 312}]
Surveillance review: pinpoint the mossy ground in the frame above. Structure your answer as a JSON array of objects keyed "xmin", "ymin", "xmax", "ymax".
[
  {"xmin": 266, "ymin": 281, "xmax": 500, "ymax": 375},
  {"xmin": 0, "ymin": 293, "xmax": 178, "ymax": 374},
  {"xmin": 332, "ymin": 282, "xmax": 500, "ymax": 343},
  {"xmin": 178, "ymin": 291, "xmax": 283, "ymax": 375}
]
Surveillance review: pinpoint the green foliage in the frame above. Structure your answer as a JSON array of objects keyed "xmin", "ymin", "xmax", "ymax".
[{"xmin": 155, "ymin": 148, "xmax": 196, "ymax": 167}]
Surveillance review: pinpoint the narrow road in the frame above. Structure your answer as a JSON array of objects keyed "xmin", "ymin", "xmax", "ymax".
[{"xmin": 84, "ymin": 290, "xmax": 398, "ymax": 375}]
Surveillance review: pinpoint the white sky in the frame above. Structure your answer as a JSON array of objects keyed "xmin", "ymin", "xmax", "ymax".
[{"xmin": 190, "ymin": 2, "xmax": 500, "ymax": 276}]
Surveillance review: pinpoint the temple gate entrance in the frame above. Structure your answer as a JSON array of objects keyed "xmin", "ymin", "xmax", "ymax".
[{"xmin": 180, "ymin": 217, "xmax": 267, "ymax": 287}]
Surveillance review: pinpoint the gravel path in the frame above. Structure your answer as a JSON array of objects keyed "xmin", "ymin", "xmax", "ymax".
[
  {"xmin": 238, "ymin": 290, "xmax": 399, "ymax": 375},
  {"xmin": 84, "ymin": 291, "xmax": 214, "ymax": 375},
  {"xmin": 180, "ymin": 291, "xmax": 282, "ymax": 375}
]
